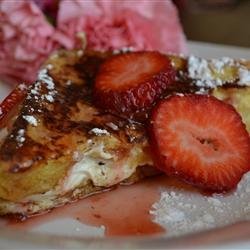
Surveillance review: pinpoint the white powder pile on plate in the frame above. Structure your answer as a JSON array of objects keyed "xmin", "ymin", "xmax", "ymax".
[{"xmin": 150, "ymin": 172, "xmax": 250, "ymax": 237}]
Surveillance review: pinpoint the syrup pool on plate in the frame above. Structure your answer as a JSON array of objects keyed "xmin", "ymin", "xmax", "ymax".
[{"xmin": 7, "ymin": 176, "xmax": 177, "ymax": 237}]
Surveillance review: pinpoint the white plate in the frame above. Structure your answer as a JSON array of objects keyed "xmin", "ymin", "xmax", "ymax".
[{"xmin": 0, "ymin": 41, "xmax": 250, "ymax": 249}]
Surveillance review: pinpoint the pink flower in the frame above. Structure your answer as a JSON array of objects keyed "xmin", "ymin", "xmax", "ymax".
[
  {"xmin": 56, "ymin": 0, "xmax": 187, "ymax": 54},
  {"xmin": 0, "ymin": 0, "xmax": 59, "ymax": 84},
  {"xmin": 0, "ymin": 0, "xmax": 187, "ymax": 85}
]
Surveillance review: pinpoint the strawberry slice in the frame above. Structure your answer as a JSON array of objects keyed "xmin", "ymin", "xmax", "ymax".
[
  {"xmin": 94, "ymin": 51, "xmax": 176, "ymax": 116},
  {"xmin": 0, "ymin": 84, "xmax": 28, "ymax": 124},
  {"xmin": 149, "ymin": 94, "xmax": 250, "ymax": 191}
]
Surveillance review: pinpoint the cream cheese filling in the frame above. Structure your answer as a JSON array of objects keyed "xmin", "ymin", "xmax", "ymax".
[
  {"xmin": 0, "ymin": 141, "xmax": 152, "ymax": 215},
  {"xmin": 61, "ymin": 142, "xmax": 152, "ymax": 193},
  {"xmin": 21, "ymin": 143, "xmax": 152, "ymax": 204}
]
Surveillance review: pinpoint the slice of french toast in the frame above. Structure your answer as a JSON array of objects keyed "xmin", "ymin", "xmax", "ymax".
[
  {"xmin": 0, "ymin": 50, "xmax": 157, "ymax": 218},
  {"xmin": 0, "ymin": 49, "xmax": 249, "ymax": 218}
]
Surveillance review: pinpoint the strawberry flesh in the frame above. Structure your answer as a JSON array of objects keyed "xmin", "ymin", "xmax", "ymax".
[
  {"xmin": 149, "ymin": 94, "xmax": 250, "ymax": 191},
  {"xmin": 94, "ymin": 51, "xmax": 176, "ymax": 116}
]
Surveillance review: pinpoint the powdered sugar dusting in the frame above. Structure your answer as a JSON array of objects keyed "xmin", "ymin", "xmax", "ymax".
[
  {"xmin": 188, "ymin": 55, "xmax": 250, "ymax": 88},
  {"xmin": 238, "ymin": 67, "xmax": 250, "ymax": 85},
  {"xmin": 38, "ymin": 68, "xmax": 55, "ymax": 90},
  {"xmin": 89, "ymin": 128, "xmax": 110, "ymax": 136},
  {"xmin": 150, "ymin": 173, "xmax": 250, "ymax": 237},
  {"xmin": 27, "ymin": 65, "xmax": 57, "ymax": 103},
  {"xmin": 16, "ymin": 129, "xmax": 25, "ymax": 146},
  {"xmin": 23, "ymin": 115, "xmax": 37, "ymax": 126},
  {"xmin": 188, "ymin": 56, "xmax": 225, "ymax": 88},
  {"xmin": 18, "ymin": 83, "xmax": 28, "ymax": 91}
]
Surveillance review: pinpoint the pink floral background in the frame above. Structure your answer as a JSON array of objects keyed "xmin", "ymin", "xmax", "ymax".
[{"xmin": 0, "ymin": 0, "xmax": 187, "ymax": 85}]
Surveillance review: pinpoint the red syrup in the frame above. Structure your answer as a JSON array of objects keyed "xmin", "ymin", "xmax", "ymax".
[{"xmin": 7, "ymin": 176, "xmax": 196, "ymax": 236}]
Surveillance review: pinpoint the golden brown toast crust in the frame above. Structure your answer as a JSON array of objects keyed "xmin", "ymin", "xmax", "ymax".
[{"xmin": 0, "ymin": 50, "xmax": 153, "ymax": 204}]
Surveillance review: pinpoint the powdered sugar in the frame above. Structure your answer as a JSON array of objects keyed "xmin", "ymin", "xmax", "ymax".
[
  {"xmin": 211, "ymin": 57, "xmax": 234, "ymax": 71},
  {"xmin": 44, "ymin": 94, "xmax": 54, "ymax": 102},
  {"xmin": 188, "ymin": 56, "xmax": 211, "ymax": 81},
  {"xmin": 188, "ymin": 55, "xmax": 250, "ymax": 88},
  {"xmin": 23, "ymin": 115, "xmax": 37, "ymax": 126},
  {"xmin": 38, "ymin": 68, "xmax": 55, "ymax": 90},
  {"xmin": 18, "ymin": 83, "xmax": 28, "ymax": 91},
  {"xmin": 27, "ymin": 65, "xmax": 57, "ymax": 103},
  {"xmin": 16, "ymin": 129, "xmax": 25, "ymax": 146},
  {"xmin": 89, "ymin": 128, "xmax": 110, "ymax": 136},
  {"xmin": 188, "ymin": 56, "xmax": 225, "ymax": 88},
  {"xmin": 238, "ymin": 67, "xmax": 250, "ymax": 85},
  {"xmin": 150, "ymin": 172, "xmax": 250, "ymax": 237}
]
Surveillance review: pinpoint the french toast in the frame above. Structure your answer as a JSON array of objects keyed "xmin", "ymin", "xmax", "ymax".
[
  {"xmin": 0, "ymin": 50, "xmax": 157, "ymax": 218},
  {"xmin": 0, "ymin": 49, "xmax": 249, "ymax": 218}
]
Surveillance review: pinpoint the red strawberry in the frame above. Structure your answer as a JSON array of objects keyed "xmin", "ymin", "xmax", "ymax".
[
  {"xmin": 94, "ymin": 51, "xmax": 176, "ymax": 116},
  {"xmin": 0, "ymin": 84, "xmax": 27, "ymax": 124},
  {"xmin": 149, "ymin": 94, "xmax": 250, "ymax": 191}
]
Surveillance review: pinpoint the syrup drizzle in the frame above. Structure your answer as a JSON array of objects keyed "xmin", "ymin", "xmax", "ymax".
[{"xmin": 7, "ymin": 176, "xmax": 173, "ymax": 236}]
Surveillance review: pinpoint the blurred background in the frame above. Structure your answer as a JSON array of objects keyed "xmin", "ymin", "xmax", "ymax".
[{"xmin": 174, "ymin": 0, "xmax": 250, "ymax": 48}]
